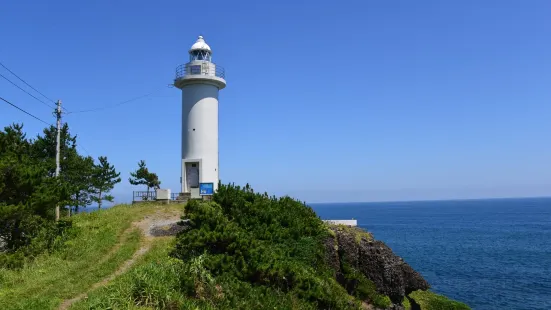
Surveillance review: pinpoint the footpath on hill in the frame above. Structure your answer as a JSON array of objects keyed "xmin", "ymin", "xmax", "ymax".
[
  {"xmin": 58, "ymin": 207, "xmax": 183, "ymax": 310},
  {"xmin": 0, "ymin": 203, "xmax": 185, "ymax": 310}
]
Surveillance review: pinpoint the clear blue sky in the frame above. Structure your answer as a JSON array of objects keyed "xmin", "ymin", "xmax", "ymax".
[{"xmin": 1, "ymin": 0, "xmax": 550, "ymax": 203}]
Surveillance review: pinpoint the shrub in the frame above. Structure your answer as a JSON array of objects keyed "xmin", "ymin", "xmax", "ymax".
[
  {"xmin": 171, "ymin": 183, "xmax": 359, "ymax": 309},
  {"xmin": 403, "ymin": 296, "xmax": 412, "ymax": 309},
  {"xmin": 409, "ymin": 290, "xmax": 471, "ymax": 310},
  {"xmin": 0, "ymin": 217, "xmax": 74, "ymax": 269}
]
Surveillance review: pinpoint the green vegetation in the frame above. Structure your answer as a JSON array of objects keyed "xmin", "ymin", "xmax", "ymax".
[
  {"xmin": 332, "ymin": 224, "xmax": 373, "ymax": 244},
  {"xmin": 409, "ymin": 290, "xmax": 471, "ymax": 310},
  {"xmin": 73, "ymin": 239, "xmax": 318, "ymax": 310},
  {"xmin": 0, "ymin": 123, "xmax": 121, "ymax": 268},
  {"xmin": 402, "ymin": 296, "xmax": 412, "ymax": 309},
  {"xmin": 129, "ymin": 160, "xmax": 161, "ymax": 197},
  {"xmin": 340, "ymin": 262, "xmax": 392, "ymax": 308},
  {"xmin": 72, "ymin": 184, "xmax": 359, "ymax": 309},
  {"xmin": 170, "ymin": 183, "xmax": 361, "ymax": 309},
  {"xmin": 70, "ymin": 238, "xmax": 192, "ymax": 310},
  {"xmin": 0, "ymin": 203, "xmax": 183, "ymax": 309},
  {"xmin": 90, "ymin": 156, "xmax": 121, "ymax": 209},
  {"xmin": 1, "ymin": 150, "xmax": 471, "ymax": 310}
]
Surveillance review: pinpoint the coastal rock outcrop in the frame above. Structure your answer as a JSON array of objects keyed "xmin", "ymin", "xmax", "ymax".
[{"xmin": 325, "ymin": 225, "xmax": 430, "ymax": 306}]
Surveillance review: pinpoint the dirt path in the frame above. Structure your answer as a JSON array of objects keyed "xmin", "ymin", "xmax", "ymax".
[{"xmin": 58, "ymin": 210, "xmax": 182, "ymax": 310}]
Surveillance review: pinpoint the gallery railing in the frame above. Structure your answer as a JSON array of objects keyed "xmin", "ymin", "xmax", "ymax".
[{"xmin": 175, "ymin": 63, "xmax": 225, "ymax": 80}]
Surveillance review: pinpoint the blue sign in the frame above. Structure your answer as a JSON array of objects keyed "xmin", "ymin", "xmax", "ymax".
[{"xmin": 199, "ymin": 183, "xmax": 214, "ymax": 195}]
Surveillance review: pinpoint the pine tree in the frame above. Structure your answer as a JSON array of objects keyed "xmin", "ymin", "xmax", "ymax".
[
  {"xmin": 129, "ymin": 160, "xmax": 149, "ymax": 187},
  {"xmin": 0, "ymin": 124, "xmax": 71, "ymax": 250},
  {"xmin": 90, "ymin": 156, "xmax": 121, "ymax": 209},
  {"xmin": 32, "ymin": 123, "xmax": 96, "ymax": 215},
  {"xmin": 32, "ymin": 123, "xmax": 78, "ymax": 178},
  {"xmin": 67, "ymin": 155, "xmax": 95, "ymax": 215},
  {"xmin": 129, "ymin": 160, "xmax": 161, "ymax": 199}
]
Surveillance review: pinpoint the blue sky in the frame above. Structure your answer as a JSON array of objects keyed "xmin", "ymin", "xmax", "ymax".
[{"xmin": 1, "ymin": 0, "xmax": 550, "ymax": 203}]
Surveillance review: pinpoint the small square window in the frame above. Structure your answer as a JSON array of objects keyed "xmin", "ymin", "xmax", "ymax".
[{"xmin": 190, "ymin": 65, "xmax": 201, "ymax": 74}]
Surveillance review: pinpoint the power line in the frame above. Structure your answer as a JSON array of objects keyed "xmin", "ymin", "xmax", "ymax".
[
  {"xmin": 0, "ymin": 72, "xmax": 56, "ymax": 109},
  {"xmin": 67, "ymin": 85, "xmax": 173, "ymax": 114},
  {"xmin": 0, "ymin": 61, "xmax": 69, "ymax": 112},
  {"xmin": 0, "ymin": 95, "xmax": 52, "ymax": 126},
  {"xmin": 0, "ymin": 61, "xmax": 57, "ymax": 104},
  {"xmin": 79, "ymin": 144, "xmax": 91, "ymax": 156}
]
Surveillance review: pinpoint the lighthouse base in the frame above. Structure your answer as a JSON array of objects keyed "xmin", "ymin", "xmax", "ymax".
[{"xmin": 181, "ymin": 158, "xmax": 218, "ymax": 200}]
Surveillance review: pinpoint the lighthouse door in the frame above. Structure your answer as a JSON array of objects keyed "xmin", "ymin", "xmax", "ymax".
[{"xmin": 186, "ymin": 163, "xmax": 199, "ymax": 190}]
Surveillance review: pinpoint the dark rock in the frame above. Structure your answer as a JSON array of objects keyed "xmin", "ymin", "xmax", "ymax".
[
  {"xmin": 324, "ymin": 232, "xmax": 341, "ymax": 276},
  {"xmin": 150, "ymin": 220, "xmax": 191, "ymax": 237},
  {"xmin": 325, "ymin": 225, "xmax": 430, "ymax": 305},
  {"xmin": 358, "ymin": 239, "xmax": 428, "ymax": 303}
]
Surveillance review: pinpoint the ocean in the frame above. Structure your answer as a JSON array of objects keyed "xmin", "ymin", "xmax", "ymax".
[{"xmin": 311, "ymin": 197, "xmax": 551, "ymax": 310}]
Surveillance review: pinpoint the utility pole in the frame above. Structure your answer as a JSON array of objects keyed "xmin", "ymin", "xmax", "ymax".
[{"xmin": 55, "ymin": 100, "xmax": 62, "ymax": 221}]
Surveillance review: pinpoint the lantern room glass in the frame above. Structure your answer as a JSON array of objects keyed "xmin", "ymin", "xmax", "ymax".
[{"xmin": 190, "ymin": 50, "xmax": 211, "ymax": 62}]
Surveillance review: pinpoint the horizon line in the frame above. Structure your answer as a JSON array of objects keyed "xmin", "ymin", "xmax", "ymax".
[{"xmin": 307, "ymin": 195, "xmax": 551, "ymax": 205}]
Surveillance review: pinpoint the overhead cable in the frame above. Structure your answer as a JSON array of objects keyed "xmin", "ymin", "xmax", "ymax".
[
  {"xmin": 0, "ymin": 72, "xmax": 56, "ymax": 109},
  {"xmin": 0, "ymin": 95, "xmax": 52, "ymax": 125}
]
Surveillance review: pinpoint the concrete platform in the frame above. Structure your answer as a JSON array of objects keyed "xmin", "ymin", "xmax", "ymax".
[{"xmin": 323, "ymin": 219, "xmax": 357, "ymax": 226}]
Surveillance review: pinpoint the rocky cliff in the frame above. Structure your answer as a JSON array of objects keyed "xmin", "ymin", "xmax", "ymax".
[{"xmin": 325, "ymin": 225, "xmax": 443, "ymax": 309}]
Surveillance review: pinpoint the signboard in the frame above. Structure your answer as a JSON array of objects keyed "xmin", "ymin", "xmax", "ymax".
[{"xmin": 199, "ymin": 183, "xmax": 214, "ymax": 196}]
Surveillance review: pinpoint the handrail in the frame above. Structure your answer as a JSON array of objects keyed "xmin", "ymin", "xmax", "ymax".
[
  {"xmin": 175, "ymin": 62, "xmax": 225, "ymax": 80},
  {"xmin": 133, "ymin": 191, "xmax": 156, "ymax": 201}
]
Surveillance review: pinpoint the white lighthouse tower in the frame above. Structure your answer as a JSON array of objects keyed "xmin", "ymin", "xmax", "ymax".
[{"xmin": 174, "ymin": 36, "xmax": 226, "ymax": 198}]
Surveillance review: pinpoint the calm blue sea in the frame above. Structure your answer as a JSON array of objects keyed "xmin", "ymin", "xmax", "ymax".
[{"xmin": 311, "ymin": 197, "xmax": 551, "ymax": 310}]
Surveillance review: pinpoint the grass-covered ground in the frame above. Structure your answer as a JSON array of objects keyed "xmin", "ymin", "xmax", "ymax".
[
  {"xmin": 408, "ymin": 290, "xmax": 471, "ymax": 310},
  {"xmin": 0, "ymin": 203, "xmax": 184, "ymax": 310},
  {"xmin": 70, "ymin": 238, "xmax": 193, "ymax": 309}
]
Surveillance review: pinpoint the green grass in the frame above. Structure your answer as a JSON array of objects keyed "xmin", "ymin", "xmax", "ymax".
[
  {"xmin": 70, "ymin": 238, "xmax": 198, "ymax": 310},
  {"xmin": 402, "ymin": 296, "xmax": 411, "ymax": 309},
  {"xmin": 72, "ymin": 238, "xmax": 315, "ymax": 310},
  {"xmin": 0, "ymin": 203, "xmax": 184, "ymax": 310},
  {"xmin": 408, "ymin": 290, "xmax": 471, "ymax": 310}
]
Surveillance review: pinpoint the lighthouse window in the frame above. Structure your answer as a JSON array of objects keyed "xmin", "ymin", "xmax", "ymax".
[
  {"xmin": 190, "ymin": 65, "xmax": 201, "ymax": 74},
  {"xmin": 190, "ymin": 50, "xmax": 211, "ymax": 62}
]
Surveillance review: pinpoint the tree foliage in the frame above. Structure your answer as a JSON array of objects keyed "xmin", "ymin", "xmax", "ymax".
[
  {"xmin": 129, "ymin": 160, "xmax": 161, "ymax": 193},
  {"xmin": 0, "ymin": 123, "xmax": 120, "ymax": 267},
  {"xmin": 90, "ymin": 156, "xmax": 121, "ymax": 209}
]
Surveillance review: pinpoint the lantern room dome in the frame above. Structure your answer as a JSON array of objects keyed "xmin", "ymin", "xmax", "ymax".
[{"xmin": 189, "ymin": 36, "xmax": 211, "ymax": 53}]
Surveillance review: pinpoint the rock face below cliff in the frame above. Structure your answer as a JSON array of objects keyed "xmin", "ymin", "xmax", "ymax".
[{"xmin": 325, "ymin": 225, "xmax": 430, "ymax": 306}]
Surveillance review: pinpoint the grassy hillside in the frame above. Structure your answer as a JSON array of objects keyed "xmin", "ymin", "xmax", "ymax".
[{"xmin": 0, "ymin": 203, "xmax": 184, "ymax": 310}]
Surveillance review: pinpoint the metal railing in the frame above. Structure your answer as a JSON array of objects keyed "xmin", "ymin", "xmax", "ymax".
[
  {"xmin": 171, "ymin": 193, "xmax": 182, "ymax": 200},
  {"xmin": 175, "ymin": 62, "xmax": 225, "ymax": 80},
  {"xmin": 133, "ymin": 191, "xmax": 156, "ymax": 201}
]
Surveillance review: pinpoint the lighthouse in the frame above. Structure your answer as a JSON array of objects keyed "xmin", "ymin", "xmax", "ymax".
[{"xmin": 174, "ymin": 36, "xmax": 226, "ymax": 198}]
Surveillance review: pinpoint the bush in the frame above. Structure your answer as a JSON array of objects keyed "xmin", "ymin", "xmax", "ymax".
[
  {"xmin": 171, "ymin": 183, "xmax": 360, "ymax": 309},
  {"xmin": 0, "ymin": 217, "xmax": 74, "ymax": 269},
  {"xmin": 409, "ymin": 290, "xmax": 471, "ymax": 310},
  {"xmin": 402, "ymin": 296, "xmax": 412, "ymax": 309}
]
